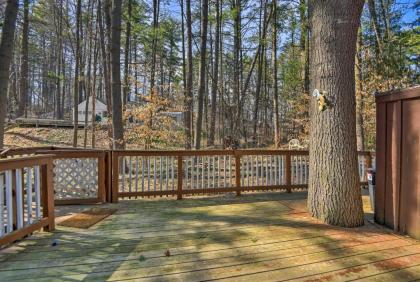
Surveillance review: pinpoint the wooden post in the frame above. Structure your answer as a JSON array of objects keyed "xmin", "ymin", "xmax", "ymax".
[
  {"xmin": 235, "ymin": 152, "xmax": 241, "ymax": 196},
  {"xmin": 177, "ymin": 155, "xmax": 183, "ymax": 200},
  {"xmin": 111, "ymin": 152, "xmax": 119, "ymax": 203},
  {"xmin": 285, "ymin": 154, "xmax": 292, "ymax": 193},
  {"xmin": 42, "ymin": 158, "xmax": 55, "ymax": 231}
]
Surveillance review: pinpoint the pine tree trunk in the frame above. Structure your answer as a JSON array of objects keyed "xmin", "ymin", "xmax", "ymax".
[
  {"xmin": 0, "ymin": 0, "xmax": 19, "ymax": 148},
  {"xmin": 123, "ymin": 0, "xmax": 132, "ymax": 107},
  {"xmin": 184, "ymin": 0, "xmax": 193, "ymax": 149},
  {"xmin": 194, "ymin": 0, "xmax": 209, "ymax": 149},
  {"xmin": 208, "ymin": 0, "xmax": 220, "ymax": 147},
  {"xmin": 73, "ymin": 0, "xmax": 82, "ymax": 147},
  {"xmin": 18, "ymin": 0, "xmax": 29, "ymax": 118},
  {"xmin": 272, "ymin": 0, "xmax": 280, "ymax": 148},
  {"xmin": 308, "ymin": 0, "xmax": 365, "ymax": 227},
  {"xmin": 110, "ymin": 0, "xmax": 124, "ymax": 149}
]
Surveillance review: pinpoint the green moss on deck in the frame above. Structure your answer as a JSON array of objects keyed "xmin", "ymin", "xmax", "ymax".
[{"xmin": 0, "ymin": 192, "xmax": 418, "ymax": 281}]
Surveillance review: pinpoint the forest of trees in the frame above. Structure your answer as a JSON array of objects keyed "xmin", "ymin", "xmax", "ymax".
[{"xmin": 0, "ymin": 0, "xmax": 418, "ymax": 150}]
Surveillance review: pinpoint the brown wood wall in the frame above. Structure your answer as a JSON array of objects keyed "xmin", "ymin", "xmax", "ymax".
[{"xmin": 375, "ymin": 86, "xmax": 420, "ymax": 239}]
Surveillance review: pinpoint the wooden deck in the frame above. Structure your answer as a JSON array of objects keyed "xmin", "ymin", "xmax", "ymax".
[{"xmin": 0, "ymin": 191, "xmax": 419, "ymax": 281}]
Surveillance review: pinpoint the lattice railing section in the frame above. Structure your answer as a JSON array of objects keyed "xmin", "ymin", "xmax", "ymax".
[{"xmin": 53, "ymin": 158, "xmax": 99, "ymax": 199}]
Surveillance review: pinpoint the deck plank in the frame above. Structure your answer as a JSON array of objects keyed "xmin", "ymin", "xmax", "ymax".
[{"xmin": 0, "ymin": 191, "xmax": 418, "ymax": 282}]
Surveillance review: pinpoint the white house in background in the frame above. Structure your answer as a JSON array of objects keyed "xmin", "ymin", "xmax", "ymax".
[{"xmin": 74, "ymin": 98, "xmax": 108, "ymax": 124}]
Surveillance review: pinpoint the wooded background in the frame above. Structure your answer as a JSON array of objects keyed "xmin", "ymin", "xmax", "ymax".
[{"xmin": 0, "ymin": 0, "xmax": 418, "ymax": 150}]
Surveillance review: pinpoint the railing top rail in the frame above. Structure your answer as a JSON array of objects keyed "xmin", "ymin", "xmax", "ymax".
[
  {"xmin": 35, "ymin": 150, "xmax": 107, "ymax": 159},
  {"xmin": 0, "ymin": 154, "xmax": 54, "ymax": 171}
]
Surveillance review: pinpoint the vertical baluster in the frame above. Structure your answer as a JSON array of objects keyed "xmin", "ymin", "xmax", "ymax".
[
  {"xmin": 141, "ymin": 157, "xmax": 145, "ymax": 192},
  {"xmin": 207, "ymin": 156, "xmax": 211, "ymax": 188},
  {"xmin": 15, "ymin": 169, "xmax": 24, "ymax": 229},
  {"xmin": 128, "ymin": 156, "xmax": 132, "ymax": 194},
  {"xmin": 121, "ymin": 157, "xmax": 126, "ymax": 192},
  {"xmin": 269, "ymin": 155, "xmax": 272, "ymax": 186},
  {"xmin": 185, "ymin": 158, "xmax": 189, "ymax": 189},
  {"xmin": 166, "ymin": 157, "xmax": 169, "ymax": 190},
  {"xmin": 212, "ymin": 156, "xmax": 215, "ymax": 188},
  {"xmin": 159, "ymin": 157, "xmax": 163, "ymax": 191},
  {"xmin": 223, "ymin": 156, "xmax": 227, "ymax": 187},
  {"xmin": 0, "ymin": 174, "xmax": 4, "ymax": 236},
  {"xmin": 135, "ymin": 157, "xmax": 139, "ymax": 193},
  {"xmin": 250, "ymin": 155, "xmax": 254, "ymax": 186},
  {"xmin": 147, "ymin": 157, "xmax": 151, "ymax": 192},
  {"xmin": 34, "ymin": 166, "xmax": 41, "ymax": 219},
  {"xmin": 274, "ymin": 156, "xmax": 278, "ymax": 185},
  {"xmin": 154, "ymin": 157, "xmax": 157, "ymax": 191},
  {"xmin": 5, "ymin": 171, "xmax": 13, "ymax": 233},
  {"xmin": 171, "ymin": 157, "xmax": 175, "ymax": 190},
  {"xmin": 26, "ymin": 167, "xmax": 32, "ymax": 225},
  {"xmin": 264, "ymin": 156, "xmax": 268, "ymax": 186},
  {"xmin": 228, "ymin": 156, "xmax": 232, "ymax": 187},
  {"xmin": 256, "ymin": 156, "xmax": 259, "ymax": 186},
  {"xmin": 202, "ymin": 156, "xmax": 205, "ymax": 188},
  {"xmin": 217, "ymin": 156, "xmax": 220, "ymax": 188}
]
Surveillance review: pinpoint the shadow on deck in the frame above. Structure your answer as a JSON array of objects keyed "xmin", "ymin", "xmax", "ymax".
[{"xmin": 0, "ymin": 191, "xmax": 419, "ymax": 281}]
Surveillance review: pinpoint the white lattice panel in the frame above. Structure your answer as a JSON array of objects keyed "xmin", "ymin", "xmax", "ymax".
[{"xmin": 53, "ymin": 158, "xmax": 98, "ymax": 199}]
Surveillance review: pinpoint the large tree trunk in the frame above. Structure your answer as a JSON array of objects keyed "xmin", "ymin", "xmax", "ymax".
[
  {"xmin": 194, "ymin": 0, "xmax": 209, "ymax": 149},
  {"xmin": 208, "ymin": 0, "xmax": 220, "ymax": 147},
  {"xmin": 123, "ymin": 0, "xmax": 132, "ymax": 107},
  {"xmin": 184, "ymin": 0, "xmax": 193, "ymax": 149},
  {"xmin": 355, "ymin": 29, "xmax": 365, "ymax": 151},
  {"xmin": 272, "ymin": 0, "xmax": 280, "ymax": 148},
  {"xmin": 110, "ymin": 0, "xmax": 124, "ymax": 149},
  {"xmin": 18, "ymin": 0, "xmax": 29, "ymax": 118},
  {"xmin": 232, "ymin": 0, "xmax": 241, "ymax": 139},
  {"xmin": 308, "ymin": 0, "xmax": 365, "ymax": 227},
  {"xmin": 0, "ymin": 0, "xmax": 19, "ymax": 149},
  {"xmin": 73, "ymin": 0, "xmax": 82, "ymax": 147}
]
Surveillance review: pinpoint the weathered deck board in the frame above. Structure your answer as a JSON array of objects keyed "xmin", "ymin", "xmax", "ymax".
[{"xmin": 0, "ymin": 191, "xmax": 419, "ymax": 282}]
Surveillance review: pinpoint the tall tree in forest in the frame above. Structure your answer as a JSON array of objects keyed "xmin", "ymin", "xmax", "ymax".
[
  {"xmin": 232, "ymin": 0, "xmax": 241, "ymax": 138},
  {"xmin": 271, "ymin": 0, "xmax": 280, "ymax": 148},
  {"xmin": 110, "ymin": 0, "xmax": 125, "ymax": 149},
  {"xmin": 73, "ymin": 0, "xmax": 82, "ymax": 147},
  {"xmin": 150, "ymin": 0, "xmax": 160, "ymax": 94},
  {"xmin": 307, "ymin": 0, "xmax": 365, "ymax": 227},
  {"xmin": 194, "ymin": 0, "xmax": 209, "ymax": 149},
  {"xmin": 0, "ymin": 0, "xmax": 19, "ymax": 148},
  {"xmin": 208, "ymin": 0, "xmax": 220, "ymax": 147},
  {"xmin": 123, "ymin": 0, "xmax": 132, "ymax": 107},
  {"xmin": 184, "ymin": 0, "xmax": 193, "ymax": 149},
  {"xmin": 17, "ymin": 0, "xmax": 29, "ymax": 118}
]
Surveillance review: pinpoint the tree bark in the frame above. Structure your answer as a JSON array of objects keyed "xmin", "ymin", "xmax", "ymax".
[
  {"xmin": 184, "ymin": 0, "xmax": 193, "ymax": 149},
  {"xmin": 73, "ymin": 0, "xmax": 82, "ymax": 147},
  {"xmin": 355, "ymin": 29, "xmax": 365, "ymax": 151},
  {"xmin": 208, "ymin": 0, "xmax": 220, "ymax": 147},
  {"xmin": 0, "ymin": 0, "xmax": 19, "ymax": 148},
  {"xmin": 18, "ymin": 0, "xmax": 29, "ymax": 118},
  {"xmin": 123, "ymin": 0, "xmax": 132, "ymax": 107},
  {"xmin": 272, "ymin": 0, "xmax": 280, "ymax": 148},
  {"xmin": 149, "ymin": 0, "xmax": 160, "ymax": 95},
  {"xmin": 110, "ymin": 0, "xmax": 125, "ymax": 149},
  {"xmin": 308, "ymin": 0, "xmax": 365, "ymax": 227},
  {"xmin": 194, "ymin": 0, "xmax": 209, "ymax": 149}
]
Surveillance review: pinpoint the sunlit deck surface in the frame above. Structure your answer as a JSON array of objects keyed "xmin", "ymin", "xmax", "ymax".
[{"xmin": 1, "ymin": 191, "xmax": 419, "ymax": 281}]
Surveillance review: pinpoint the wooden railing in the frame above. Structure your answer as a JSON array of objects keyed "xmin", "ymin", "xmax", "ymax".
[
  {"xmin": 0, "ymin": 155, "xmax": 55, "ymax": 246},
  {"xmin": 1, "ymin": 147, "xmax": 110, "ymax": 205},
  {"xmin": 111, "ymin": 150, "xmax": 375, "ymax": 202}
]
